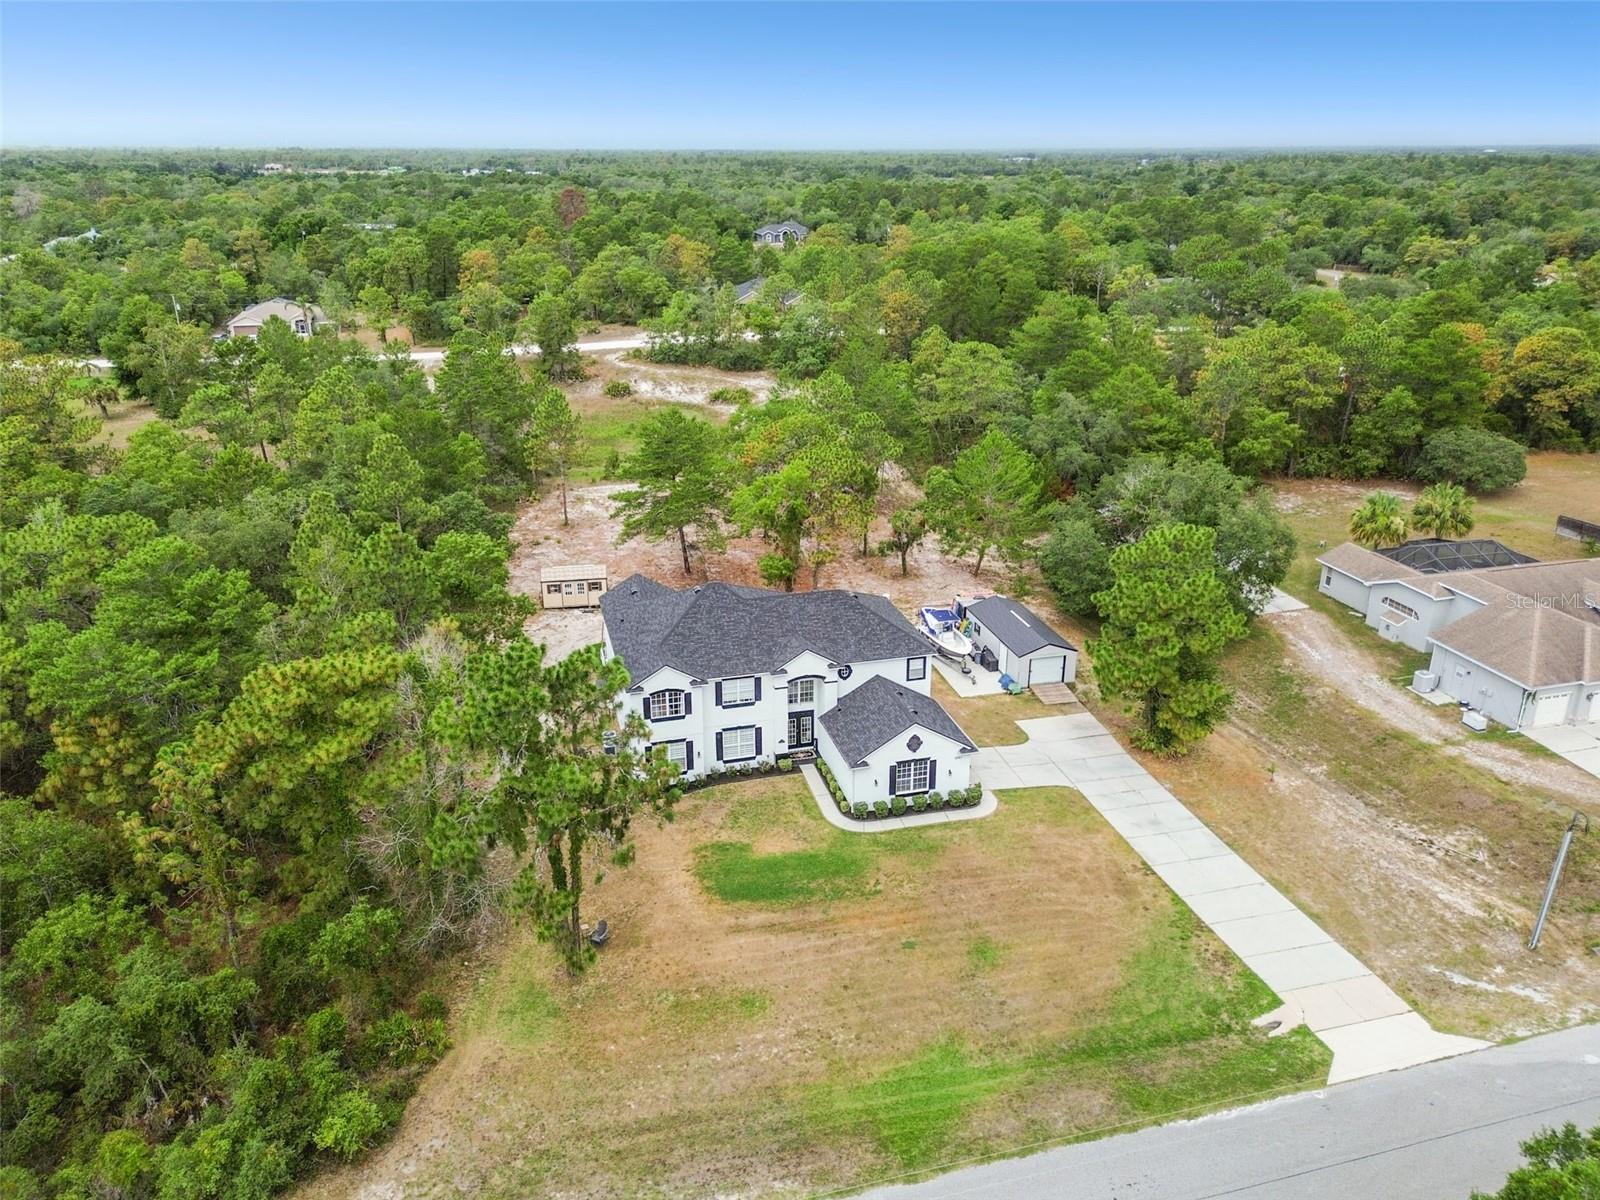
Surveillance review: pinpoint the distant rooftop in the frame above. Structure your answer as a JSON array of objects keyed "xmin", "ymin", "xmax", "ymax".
[{"xmin": 1376, "ymin": 538, "xmax": 1538, "ymax": 574}]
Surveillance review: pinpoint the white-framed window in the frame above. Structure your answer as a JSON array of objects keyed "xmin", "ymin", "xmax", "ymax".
[
  {"xmin": 293, "ymin": 319, "xmax": 308, "ymax": 335},
  {"xmin": 891, "ymin": 759, "xmax": 931, "ymax": 795},
  {"xmin": 907, "ymin": 656, "xmax": 927, "ymax": 681},
  {"xmin": 647, "ymin": 689, "xmax": 686, "ymax": 720},
  {"xmin": 721, "ymin": 725, "xmax": 757, "ymax": 762},
  {"xmin": 655, "ymin": 740, "xmax": 690, "ymax": 773},
  {"xmin": 1322, "ymin": 571, "xmax": 1332, "ymax": 587},
  {"xmin": 1381, "ymin": 596, "xmax": 1419, "ymax": 620},
  {"xmin": 788, "ymin": 678, "xmax": 817, "ymax": 705},
  {"xmin": 721, "ymin": 676, "xmax": 756, "ymax": 706},
  {"xmin": 546, "ymin": 583, "xmax": 562, "ymax": 595}
]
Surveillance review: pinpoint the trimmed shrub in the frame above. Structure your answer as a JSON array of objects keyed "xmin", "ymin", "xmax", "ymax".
[
  {"xmin": 837, "ymin": 798, "xmax": 850, "ymax": 816},
  {"xmin": 872, "ymin": 799, "xmax": 890, "ymax": 819},
  {"xmin": 926, "ymin": 791, "xmax": 943, "ymax": 810},
  {"xmin": 911, "ymin": 796, "xmax": 926, "ymax": 813},
  {"xmin": 890, "ymin": 797, "xmax": 907, "ymax": 816},
  {"xmin": 851, "ymin": 801, "xmax": 869, "ymax": 820}
]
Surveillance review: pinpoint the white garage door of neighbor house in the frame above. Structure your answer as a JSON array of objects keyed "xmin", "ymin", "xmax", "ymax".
[
  {"xmin": 1531, "ymin": 690, "xmax": 1573, "ymax": 727},
  {"xmin": 1028, "ymin": 656, "xmax": 1066, "ymax": 685}
]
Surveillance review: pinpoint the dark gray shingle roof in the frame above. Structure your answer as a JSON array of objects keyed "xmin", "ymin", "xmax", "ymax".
[
  {"xmin": 820, "ymin": 675, "xmax": 976, "ymax": 766},
  {"xmin": 754, "ymin": 219, "xmax": 810, "ymax": 237},
  {"xmin": 967, "ymin": 596, "xmax": 1074, "ymax": 657},
  {"xmin": 601, "ymin": 574, "xmax": 932, "ymax": 683}
]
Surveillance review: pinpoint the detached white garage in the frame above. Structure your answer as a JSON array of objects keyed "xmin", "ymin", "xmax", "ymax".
[{"xmin": 960, "ymin": 596, "xmax": 1077, "ymax": 688}]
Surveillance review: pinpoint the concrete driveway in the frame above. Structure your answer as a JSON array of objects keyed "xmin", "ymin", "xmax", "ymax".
[
  {"xmin": 975, "ymin": 713, "xmax": 1486, "ymax": 1084},
  {"xmin": 1524, "ymin": 719, "xmax": 1600, "ymax": 781}
]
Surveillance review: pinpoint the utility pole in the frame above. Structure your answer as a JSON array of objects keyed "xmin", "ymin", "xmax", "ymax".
[{"xmin": 1529, "ymin": 811, "xmax": 1589, "ymax": 950}]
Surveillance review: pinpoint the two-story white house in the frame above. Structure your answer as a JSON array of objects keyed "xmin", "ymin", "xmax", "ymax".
[{"xmin": 600, "ymin": 575, "xmax": 977, "ymax": 804}]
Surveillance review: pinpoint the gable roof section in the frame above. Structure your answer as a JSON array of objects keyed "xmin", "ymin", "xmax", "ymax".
[
  {"xmin": 967, "ymin": 596, "xmax": 1074, "ymax": 657},
  {"xmin": 820, "ymin": 675, "xmax": 976, "ymax": 766},
  {"xmin": 1431, "ymin": 592, "xmax": 1600, "ymax": 689},
  {"xmin": 601, "ymin": 574, "xmax": 931, "ymax": 683},
  {"xmin": 1318, "ymin": 542, "xmax": 1423, "ymax": 584}
]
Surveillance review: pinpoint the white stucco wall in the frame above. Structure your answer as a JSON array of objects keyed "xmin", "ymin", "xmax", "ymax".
[
  {"xmin": 1427, "ymin": 645, "xmax": 1532, "ymax": 728},
  {"xmin": 818, "ymin": 722, "xmax": 974, "ymax": 806},
  {"xmin": 1317, "ymin": 564, "xmax": 1371, "ymax": 613}
]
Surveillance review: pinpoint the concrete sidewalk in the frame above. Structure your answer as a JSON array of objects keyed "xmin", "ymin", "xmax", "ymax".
[
  {"xmin": 974, "ymin": 713, "xmax": 1487, "ymax": 1083},
  {"xmin": 798, "ymin": 762, "xmax": 998, "ymax": 833}
]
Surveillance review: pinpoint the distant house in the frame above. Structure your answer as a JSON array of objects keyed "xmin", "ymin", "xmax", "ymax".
[
  {"xmin": 753, "ymin": 220, "xmax": 809, "ymax": 247},
  {"xmin": 1317, "ymin": 539, "xmax": 1600, "ymax": 730},
  {"xmin": 601, "ymin": 575, "xmax": 976, "ymax": 802},
  {"xmin": 41, "ymin": 227, "xmax": 100, "ymax": 251},
  {"xmin": 958, "ymin": 595, "xmax": 1077, "ymax": 686},
  {"xmin": 225, "ymin": 298, "xmax": 328, "ymax": 339}
]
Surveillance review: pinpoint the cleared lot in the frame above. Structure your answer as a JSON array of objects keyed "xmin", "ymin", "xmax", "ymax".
[{"xmin": 303, "ymin": 771, "xmax": 1327, "ymax": 1200}]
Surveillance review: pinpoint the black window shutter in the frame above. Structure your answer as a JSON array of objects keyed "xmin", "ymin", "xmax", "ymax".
[
  {"xmin": 715, "ymin": 681, "xmax": 723, "ymax": 707},
  {"xmin": 684, "ymin": 691, "xmax": 692, "ymax": 714},
  {"xmin": 685, "ymin": 741, "xmax": 694, "ymax": 770},
  {"xmin": 754, "ymin": 727, "xmax": 763, "ymax": 756},
  {"xmin": 928, "ymin": 758, "xmax": 938, "ymax": 791},
  {"xmin": 889, "ymin": 761, "xmax": 901, "ymax": 796},
  {"xmin": 644, "ymin": 695, "xmax": 653, "ymax": 720},
  {"xmin": 753, "ymin": 677, "xmax": 762, "ymax": 702},
  {"xmin": 715, "ymin": 731, "xmax": 724, "ymax": 760}
]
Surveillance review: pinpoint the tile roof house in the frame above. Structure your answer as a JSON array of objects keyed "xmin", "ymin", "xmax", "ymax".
[
  {"xmin": 226, "ymin": 298, "xmax": 328, "ymax": 339},
  {"xmin": 753, "ymin": 219, "xmax": 810, "ymax": 246},
  {"xmin": 1317, "ymin": 539, "xmax": 1600, "ymax": 729},
  {"xmin": 600, "ymin": 574, "xmax": 976, "ymax": 803}
]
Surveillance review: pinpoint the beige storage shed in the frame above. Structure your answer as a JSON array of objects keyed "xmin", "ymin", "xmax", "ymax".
[{"xmin": 541, "ymin": 564, "xmax": 608, "ymax": 609}]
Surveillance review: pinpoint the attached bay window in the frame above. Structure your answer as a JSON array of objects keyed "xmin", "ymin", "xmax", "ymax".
[
  {"xmin": 646, "ymin": 689, "xmax": 689, "ymax": 721},
  {"xmin": 717, "ymin": 725, "xmax": 760, "ymax": 763},
  {"xmin": 788, "ymin": 678, "xmax": 817, "ymax": 705},
  {"xmin": 907, "ymin": 656, "xmax": 927, "ymax": 682},
  {"xmin": 890, "ymin": 758, "xmax": 934, "ymax": 796},
  {"xmin": 717, "ymin": 675, "xmax": 759, "ymax": 707}
]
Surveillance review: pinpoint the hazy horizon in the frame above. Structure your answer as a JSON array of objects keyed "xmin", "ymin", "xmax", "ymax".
[{"xmin": 3, "ymin": 1, "xmax": 1596, "ymax": 150}]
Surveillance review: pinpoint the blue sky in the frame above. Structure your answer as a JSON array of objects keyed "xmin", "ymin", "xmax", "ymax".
[{"xmin": 2, "ymin": 2, "xmax": 1596, "ymax": 149}]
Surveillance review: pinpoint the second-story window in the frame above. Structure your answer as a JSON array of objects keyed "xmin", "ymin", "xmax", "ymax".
[
  {"xmin": 907, "ymin": 656, "xmax": 927, "ymax": 681},
  {"xmin": 788, "ymin": 678, "xmax": 816, "ymax": 705},
  {"xmin": 647, "ymin": 689, "xmax": 687, "ymax": 720},
  {"xmin": 719, "ymin": 676, "xmax": 756, "ymax": 706}
]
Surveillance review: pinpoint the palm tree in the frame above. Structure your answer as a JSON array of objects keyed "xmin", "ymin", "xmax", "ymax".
[
  {"xmin": 1349, "ymin": 492, "xmax": 1411, "ymax": 548},
  {"xmin": 1412, "ymin": 483, "xmax": 1476, "ymax": 540}
]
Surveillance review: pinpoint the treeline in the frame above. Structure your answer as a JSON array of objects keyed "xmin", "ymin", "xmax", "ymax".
[{"xmin": 0, "ymin": 328, "xmax": 665, "ymax": 1199}]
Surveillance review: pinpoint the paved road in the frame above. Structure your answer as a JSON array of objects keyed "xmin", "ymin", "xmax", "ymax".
[
  {"xmin": 859, "ymin": 1023, "xmax": 1600, "ymax": 1200},
  {"xmin": 975, "ymin": 714, "xmax": 1485, "ymax": 1083}
]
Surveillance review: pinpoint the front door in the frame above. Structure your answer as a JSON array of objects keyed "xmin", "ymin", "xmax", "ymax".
[{"xmin": 787, "ymin": 711, "xmax": 814, "ymax": 749}]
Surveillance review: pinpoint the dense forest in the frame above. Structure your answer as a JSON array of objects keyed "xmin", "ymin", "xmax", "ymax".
[{"xmin": 2, "ymin": 149, "xmax": 1598, "ymax": 1199}]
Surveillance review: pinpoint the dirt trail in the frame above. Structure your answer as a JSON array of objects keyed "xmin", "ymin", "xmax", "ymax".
[{"xmin": 1271, "ymin": 606, "xmax": 1597, "ymax": 803}]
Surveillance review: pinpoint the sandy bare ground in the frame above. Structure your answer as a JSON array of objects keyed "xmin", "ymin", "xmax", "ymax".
[{"xmin": 1271, "ymin": 606, "xmax": 1599, "ymax": 802}]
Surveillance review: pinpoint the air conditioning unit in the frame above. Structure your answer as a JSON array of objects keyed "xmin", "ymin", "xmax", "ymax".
[
  {"xmin": 1462, "ymin": 710, "xmax": 1490, "ymax": 732},
  {"xmin": 1412, "ymin": 670, "xmax": 1439, "ymax": 694}
]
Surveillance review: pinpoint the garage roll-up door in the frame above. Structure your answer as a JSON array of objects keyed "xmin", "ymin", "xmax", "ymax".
[{"xmin": 1028, "ymin": 656, "xmax": 1066, "ymax": 685}]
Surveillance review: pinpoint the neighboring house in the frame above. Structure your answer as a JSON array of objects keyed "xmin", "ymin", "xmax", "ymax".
[
  {"xmin": 959, "ymin": 595, "xmax": 1078, "ymax": 686},
  {"xmin": 225, "ymin": 298, "xmax": 328, "ymax": 339},
  {"xmin": 41, "ymin": 227, "xmax": 100, "ymax": 251},
  {"xmin": 1318, "ymin": 539, "xmax": 1600, "ymax": 729},
  {"xmin": 753, "ymin": 220, "xmax": 809, "ymax": 246},
  {"xmin": 600, "ymin": 575, "xmax": 976, "ymax": 801}
]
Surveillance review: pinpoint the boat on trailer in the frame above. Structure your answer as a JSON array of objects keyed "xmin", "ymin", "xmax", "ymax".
[{"xmin": 918, "ymin": 605, "xmax": 973, "ymax": 659}]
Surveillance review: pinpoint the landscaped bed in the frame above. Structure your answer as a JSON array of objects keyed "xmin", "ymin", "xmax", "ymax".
[{"xmin": 301, "ymin": 773, "xmax": 1329, "ymax": 1200}]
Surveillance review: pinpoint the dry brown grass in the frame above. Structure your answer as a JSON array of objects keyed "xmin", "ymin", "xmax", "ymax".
[{"xmin": 299, "ymin": 776, "xmax": 1324, "ymax": 1200}]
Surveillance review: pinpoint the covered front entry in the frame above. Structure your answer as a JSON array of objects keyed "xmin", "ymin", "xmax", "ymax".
[{"xmin": 787, "ymin": 710, "xmax": 815, "ymax": 749}]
